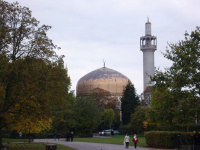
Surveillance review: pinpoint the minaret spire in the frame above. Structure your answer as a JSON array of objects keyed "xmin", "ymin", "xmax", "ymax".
[
  {"xmin": 103, "ymin": 59, "xmax": 106, "ymax": 68},
  {"xmin": 145, "ymin": 17, "xmax": 151, "ymax": 35},
  {"xmin": 140, "ymin": 19, "xmax": 157, "ymax": 105}
]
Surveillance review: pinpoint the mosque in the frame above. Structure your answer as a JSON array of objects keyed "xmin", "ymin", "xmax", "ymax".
[
  {"xmin": 76, "ymin": 19, "xmax": 157, "ymax": 106},
  {"xmin": 76, "ymin": 64, "xmax": 129, "ymax": 99}
]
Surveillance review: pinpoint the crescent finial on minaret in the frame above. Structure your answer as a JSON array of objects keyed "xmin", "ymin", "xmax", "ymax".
[{"xmin": 103, "ymin": 59, "xmax": 106, "ymax": 68}]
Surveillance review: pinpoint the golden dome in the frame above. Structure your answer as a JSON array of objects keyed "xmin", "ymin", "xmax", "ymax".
[{"xmin": 76, "ymin": 67, "xmax": 130, "ymax": 96}]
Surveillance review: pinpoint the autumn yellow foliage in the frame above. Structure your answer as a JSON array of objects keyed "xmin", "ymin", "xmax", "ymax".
[
  {"xmin": 6, "ymin": 98, "xmax": 52, "ymax": 134},
  {"xmin": 143, "ymin": 121, "xmax": 148, "ymax": 129}
]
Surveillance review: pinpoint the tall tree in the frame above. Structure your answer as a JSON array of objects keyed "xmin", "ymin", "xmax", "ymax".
[
  {"xmin": 146, "ymin": 87, "xmax": 175, "ymax": 130},
  {"xmin": 121, "ymin": 81, "xmax": 140, "ymax": 125},
  {"xmin": 3, "ymin": 57, "xmax": 72, "ymax": 141},
  {"xmin": 91, "ymin": 88, "xmax": 121, "ymax": 129},
  {"xmin": 149, "ymin": 27, "xmax": 200, "ymax": 130},
  {"xmin": 130, "ymin": 105, "xmax": 149, "ymax": 134},
  {"xmin": 50, "ymin": 58, "xmax": 76, "ymax": 134},
  {"xmin": 75, "ymin": 96, "xmax": 101, "ymax": 136},
  {"xmin": 101, "ymin": 109, "xmax": 114, "ymax": 130},
  {"xmin": 0, "ymin": 1, "xmax": 58, "ymax": 61},
  {"xmin": 0, "ymin": 1, "xmax": 67, "ymax": 147}
]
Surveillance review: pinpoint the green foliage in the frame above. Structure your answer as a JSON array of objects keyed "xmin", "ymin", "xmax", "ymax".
[
  {"xmin": 130, "ymin": 106, "xmax": 149, "ymax": 134},
  {"xmin": 101, "ymin": 109, "xmax": 114, "ymax": 129},
  {"xmin": 147, "ymin": 87, "xmax": 175, "ymax": 129},
  {"xmin": 3, "ymin": 58, "xmax": 52, "ymax": 133},
  {"xmin": 51, "ymin": 91, "xmax": 76, "ymax": 134},
  {"xmin": 0, "ymin": 0, "xmax": 72, "ymax": 148},
  {"xmin": 0, "ymin": 1, "xmax": 58, "ymax": 61},
  {"xmin": 121, "ymin": 81, "xmax": 139, "ymax": 125},
  {"xmin": 149, "ymin": 27, "xmax": 200, "ymax": 129},
  {"xmin": 145, "ymin": 131, "xmax": 197, "ymax": 148},
  {"xmin": 75, "ymin": 97, "xmax": 101, "ymax": 136},
  {"xmin": 49, "ymin": 59, "xmax": 75, "ymax": 134},
  {"xmin": 0, "ymin": 57, "xmax": 73, "ymax": 136}
]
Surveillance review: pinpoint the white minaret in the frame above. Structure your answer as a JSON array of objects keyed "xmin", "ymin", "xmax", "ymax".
[{"xmin": 140, "ymin": 18, "xmax": 157, "ymax": 91}]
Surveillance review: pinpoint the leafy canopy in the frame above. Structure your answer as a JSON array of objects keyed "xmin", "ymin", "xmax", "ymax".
[
  {"xmin": 148, "ymin": 27, "xmax": 200, "ymax": 130},
  {"xmin": 0, "ymin": 0, "xmax": 72, "ymax": 139}
]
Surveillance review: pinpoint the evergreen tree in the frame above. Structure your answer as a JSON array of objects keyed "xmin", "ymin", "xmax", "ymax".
[{"xmin": 121, "ymin": 81, "xmax": 140, "ymax": 125}]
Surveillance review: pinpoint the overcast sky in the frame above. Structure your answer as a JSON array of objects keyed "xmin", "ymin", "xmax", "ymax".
[{"xmin": 7, "ymin": 0, "xmax": 200, "ymax": 95}]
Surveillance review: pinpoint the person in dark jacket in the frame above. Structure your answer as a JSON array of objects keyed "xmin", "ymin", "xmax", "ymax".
[
  {"xmin": 57, "ymin": 132, "xmax": 60, "ymax": 141},
  {"xmin": 70, "ymin": 131, "xmax": 74, "ymax": 142},
  {"xmin": 66, "ymin": 131, "xmax": 70, "ymax": 141},
  {"xmin": 194, "ymin": 131, "xmax": 200, "ymax": 150},
  {"xmin": 53, "ymin": 131, "xmax": 57, "ymax": 141}
]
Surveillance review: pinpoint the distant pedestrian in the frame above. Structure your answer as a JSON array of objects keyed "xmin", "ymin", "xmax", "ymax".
[
  {"xmin": 57, "ymin": 132, "xmax": 60, "ymax": 141},
  {"xmin": 66, "ymin": 131, "xmax": 70, "ymax": 141},
  {"xmin": 70, "ymin": 131, "xmax": 74, "ymax": 142},
  {"xmin": 124, "ymin": 134, "xmax": 130, "ymax": 149},
  {"xmin": 19, "ymin": 132, "xmax": 22, "ymax": 138},
  {"xmin": 132, "ymin": 134, "xmax": 139, "ymax": 149},
  {"xmin": 53, "ymin": 131, "xmax": 57, "ymax": 141},
  {"xmin": 194, "ymin": 131, "xmax": 200, "ymax": 150}
]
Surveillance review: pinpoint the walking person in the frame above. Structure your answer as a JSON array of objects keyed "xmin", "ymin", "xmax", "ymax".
[
  {"xmin": 132, "ymin": 134, "xmax": 139, "ymax": 149},
  {"xmin": 66, "ymin": 131, "xmax": 70, "ymax": 141},
  {"xmin": 19, "ymin": 132, "xmax": 22, "ymax": 139},
  {"xmin": 57, "ymin": 132, "xmax": 60, "ymax": 141},
  {"xmin": 194, "ymin": 131, "xmax": 200, "ymax": 150},
  {"xmin": 70, "ymin": 131, "xmax": 74, "ymax": 142},
  {"xmin": 124, "ymin": 134, "xmax": 130, "ymax": 149},
  {"xmin": 53, "ymin": 131, "xmax": 57, "ymax": 141}
]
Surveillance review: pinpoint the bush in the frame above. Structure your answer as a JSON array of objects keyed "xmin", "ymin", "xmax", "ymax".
[
  {"xmin": 145, "ymin": 131, "xmax": 198, "ymax": 149},
  {"xmin": 145, "ymin": 124, "xmax": 200, "ymax": 132},
  {"xmin": 188, "ymin": 124, "xmax": 200, "ymax": 132}
]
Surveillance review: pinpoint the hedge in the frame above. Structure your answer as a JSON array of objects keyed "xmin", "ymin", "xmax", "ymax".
[
  {"xmin": 145, "ymin": 124, "xmax": 200, "ymax": 132},
  {"xmin": 144, "ymin": 131, "xmax": 198, "ymax": 149}
]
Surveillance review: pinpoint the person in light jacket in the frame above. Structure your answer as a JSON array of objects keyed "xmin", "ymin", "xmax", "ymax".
[{"xmin": 124, "ymin": 134, "xmax": 130, "ymax": 149}]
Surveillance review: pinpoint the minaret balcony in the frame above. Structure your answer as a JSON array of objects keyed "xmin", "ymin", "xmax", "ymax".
[{"xmin": 140, "ymin": 45, "xmax": 157, "ymax": 51}]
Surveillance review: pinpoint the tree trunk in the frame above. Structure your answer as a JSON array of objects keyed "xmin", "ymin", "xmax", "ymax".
[
  {"xmin": 28, "ymin": 136, "xmax": 31, "ymax": 143},
  {"xmin": 0, "ymin": 128, "xmax": 3, "ymax": 150},
  {"xmin": 28, "ymin": 130, "xmax": 31, "ymax": 143},
  {"xmin": 0, "ymin": 118, "xmax": 5, "ymax": 150},
  {"xmin": 187, "ymin": 125, "xmax": 189, "ymax": 132}
]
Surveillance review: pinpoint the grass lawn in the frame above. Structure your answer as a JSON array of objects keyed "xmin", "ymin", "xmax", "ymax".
[
  {"xmin": 74, "ymin": 135, "xmax": 147, "ymax": 147},
  {"xmin": 6, "ymin": 143, "xmax": 76, "ymax": 150},
  {"xmin": 3, "ymin": 138, "xmax": 28, "ymax": 142}
]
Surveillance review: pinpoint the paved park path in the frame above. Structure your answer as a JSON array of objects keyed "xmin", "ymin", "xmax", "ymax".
[{"xmin": 35, "ymin": 138, "xmax": 151, "ymax": 150}]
